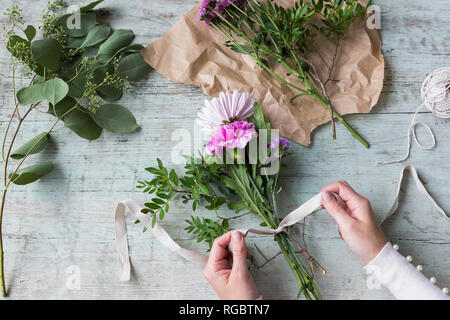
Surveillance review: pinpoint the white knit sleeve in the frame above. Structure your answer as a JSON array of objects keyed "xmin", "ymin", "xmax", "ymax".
[{"xmin": 364, "ymin": 242, "xmax": 449, "ymax": 300}]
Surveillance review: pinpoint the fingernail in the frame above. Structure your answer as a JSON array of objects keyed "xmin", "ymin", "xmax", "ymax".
[
  {"xmin": 232, "ymin": 230, "xmax": 243, "ymax": 242},
  {"xmin": 322, "ymin": 191, "xmax": 333, "ymax": 202}
]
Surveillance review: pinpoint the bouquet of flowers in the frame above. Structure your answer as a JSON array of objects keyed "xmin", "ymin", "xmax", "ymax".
[
  {"xmin": 138, "ymin": 91, "xmax": 324, "ymax": 299},
  {"xmin": 196, "ymin": 0, "xmax": 373, "ymax": 147}
]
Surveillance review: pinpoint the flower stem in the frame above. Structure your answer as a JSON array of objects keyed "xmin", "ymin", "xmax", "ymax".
[
  {"xmin": 0, "ymin": 186, "xmax": 7, "ymax": 297},
  {"xmin": 312, "ymin": 92, "xmax": 369, "ymax": 148},
  {"xmin": 275, "ymin": 233, "xmax": 323, "ymax": 300}
]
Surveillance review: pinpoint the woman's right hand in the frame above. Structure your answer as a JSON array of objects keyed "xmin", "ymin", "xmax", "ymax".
[{"xmin": 321, "ymin": 181, "xmax": 388, "ymax": 266}]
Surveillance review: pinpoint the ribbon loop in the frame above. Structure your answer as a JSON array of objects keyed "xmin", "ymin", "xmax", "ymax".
[{"xmin": 381, "ymin": 165, "xmax": 449, "ymax": 224}]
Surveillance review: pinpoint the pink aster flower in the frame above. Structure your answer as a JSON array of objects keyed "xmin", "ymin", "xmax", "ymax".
[
  {"xmin": 205, "ymin": 121, "xmax": 258, "ymax": 155},
  {"xmin": 197, "ymin": 90, "xmax": 255, "ymax": 134}
]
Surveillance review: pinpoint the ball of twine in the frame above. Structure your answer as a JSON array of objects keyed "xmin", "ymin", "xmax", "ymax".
[
  {"xmin": 378, "ymin": 67, "xmax": 450, "ymax": 165},
  {"xmin": 421, "ymin": 67, "xmax": 450, "ymax": 118}
]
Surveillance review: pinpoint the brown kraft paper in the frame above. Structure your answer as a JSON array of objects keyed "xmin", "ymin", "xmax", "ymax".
[{"xmin": 141, "ymin": 0, "xmax": 384, "ymax": 146}]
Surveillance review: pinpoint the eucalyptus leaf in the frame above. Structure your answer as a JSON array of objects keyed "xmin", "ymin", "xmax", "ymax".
[
  {"xmin": 83, "ymin": 47, "xmax": 99, "ymax": 58},
  {"xmin": 91, "ymin": 104, "xmax": 138, "ymax": 133},
  {"xmin": 117, "ymin": 44, "xmax": 144, "ymax": 53},
  {"xmin": 97, "ymin": 29, "xmax": 134, "ymax": 56},
  {"xmin": 92, "ymin": 67, "xmax": 122, "ymax": 101},
  {"xmin": 65, "ymin": 110, "xmax": 103, "ymax": 140},
  {"xmin": 66, "ymin": 13, "xmax": 97, "ymax": 38},
  {"xmin": 80, "ymin": 0, "xmax": 104, "ymax": 13},
  {"xmin": 10, "ymin": 132, "xmax": 48, "ymax": 160},
  {"xmin": 17, "ymin": 83, "xmax": 44, "ymax": 105},
  {"xmin": 7, "ymin": 35, "xmax": 29, "ymax": 56},
  {"xmin": 49, "ymin": 97, "xmax": 102, "ymax": 140},
  {"xmin": 67, "ymin": 79, "xmax": 85, "ymax": 98},
  {"xmin": 81, "ymin": 24, "xmax": 111, "ymax": 48},
  {"xmin": 24, "ymin": 25, "xmax": 36, "ymax": 41},
  {"xmin": 109, "ymin": 44, "xmax": 144, "ymax": 60},
  {"xmin": 31, "ymin": 39, "xmax": 62, "ymax": 71},
  {"xmin": 66, "ymin": 36, "xmax": 86, "ymax": 49},
  {"xmin": 96, "ymin": 84, "xmax": 122, "ymax": 101},
  {"xmin": 41, "ymin": 78, "xmax": 69, "ymax": 106},
  {"xmin": 64, "ymin": 57, "xmax": 100, "ymax": 97},
  {"xmin": 115, "ymin": 53, "xmax": 151, "ymax": 82},
  {"xmin": 33, "ymin": 75, "xmax": 45, "ymax": 84},
  {"xmin": 9, "ymin": 161, "xmax": 54, "ymax": 185}
]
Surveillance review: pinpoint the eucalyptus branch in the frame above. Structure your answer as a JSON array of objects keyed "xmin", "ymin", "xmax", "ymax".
[
  {"xmin": 7, "ymin": 101, "xmax": 81, "ymax": 187},
  {"xmin": 0, "ymin": 0, "xmax": 151, "ymax": 296},
  {"xmin": 3, "ymin": 103, "xmax": 39, "ymax": 186}
]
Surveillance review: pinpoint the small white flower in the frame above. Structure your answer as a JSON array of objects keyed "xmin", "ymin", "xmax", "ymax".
[{"xmin": 196, "ymin": 90, "xmax": 255, "ymax": 133}]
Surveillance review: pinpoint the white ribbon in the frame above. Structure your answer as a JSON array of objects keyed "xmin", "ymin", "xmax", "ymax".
[
  {"xmin": 115, "ymin": 194, "xmax": 323, "ymax": 281},
  {"xmin": 115, "ymin": 200, "xmax": 210, "ymax": 281},
  {"xmin": 381, "ymin": 165, "xmax": 449, "ymax": 224},
  {"xmin": 115, "ymin": 166, "xmax": 449, "ymax": 281}
]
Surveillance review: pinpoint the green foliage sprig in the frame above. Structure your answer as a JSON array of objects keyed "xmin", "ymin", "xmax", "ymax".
[
  {"xmin": 137, "ymin": 157, "xmax": 231, "ymax": 229},
  {"xmin": 138, "ymin": 158, "xmax": 235, "ymax": 250},
  {"xmin": 184, "ymin": 216, "xmax": 230, "ymax": 251},
  {"xmin": 0, "ymin": 0, "xmax": 152, "ymax": 297}
]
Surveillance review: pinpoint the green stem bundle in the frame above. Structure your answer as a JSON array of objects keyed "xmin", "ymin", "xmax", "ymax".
[
  {"xmin": 228, "ymin": 165, "xmax": 323, "ymax": 299},
  {"xmin": 207, "ymin": 0, "xmax": 370, "ymax": 148}
]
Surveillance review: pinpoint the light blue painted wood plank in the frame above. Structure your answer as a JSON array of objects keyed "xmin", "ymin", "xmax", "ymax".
[{"xmin": 0, "ymin": 0, "xmax": 448, "ymax": 300}]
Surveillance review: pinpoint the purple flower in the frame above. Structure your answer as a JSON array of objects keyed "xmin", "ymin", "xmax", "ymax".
[
  {"xmin": 197, "ymin": 0, "xmax": 246, "ymax": 26},
  {"xmin": 206, "ymin": 121, "xmax": 258, "ymax": 155},
  {"xmin": 269, "ymin": 138, "xmax": 291, "ymax": 151}
]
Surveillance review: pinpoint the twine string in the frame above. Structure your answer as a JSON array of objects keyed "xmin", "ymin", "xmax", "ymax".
[{"xmin": 378, "ymin": 67, "xmax": 450, "ymax": 165}]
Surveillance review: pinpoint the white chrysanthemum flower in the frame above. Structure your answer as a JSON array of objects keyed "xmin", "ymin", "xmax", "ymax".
[{"xmin": 196, "ymin": 90, "xmax": 255, "ymax": 133}]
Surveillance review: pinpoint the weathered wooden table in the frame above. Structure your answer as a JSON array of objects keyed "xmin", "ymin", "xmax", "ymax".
[{"xmin": 0, "ymin": 0, "xmax": 448, "ymax": 300}]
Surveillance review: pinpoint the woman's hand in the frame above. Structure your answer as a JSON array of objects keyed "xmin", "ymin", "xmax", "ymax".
[
  {"xmin": 321, "ymin": 181, "xmax": 388, "ymax": 266},
  {"xmin": 203, "ymin": 230, "xmax": 260, "ymax": 300}
]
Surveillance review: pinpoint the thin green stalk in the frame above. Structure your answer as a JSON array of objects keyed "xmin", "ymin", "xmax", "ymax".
[
  {"xmin": 226, "ymin": 4, "xmax": 282, "ymax": 55},
  {"xmin": 312, "ymin": 92, "xmax": 369, "ymax": 148},
  {"xmin": 0, "ymin": 184, "xmax": 6, "ymax": 297},
  {"xmin": 211, "ymin": 23, "xmax": 307, "ymax": 95},
  {"xmin": 213, "ymin": 10, "xmax": 281, "ymax": 60}
]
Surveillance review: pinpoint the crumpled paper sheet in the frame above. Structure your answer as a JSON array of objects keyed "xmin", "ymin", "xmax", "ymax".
[{"xmin": 141, "ymin": 0, "xmax": 384, "ymax": 146}]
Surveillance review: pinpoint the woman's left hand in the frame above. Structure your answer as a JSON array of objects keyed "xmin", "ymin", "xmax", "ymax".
[{"xmin": 203, "ymin": 230, "xmax": 260, "ymax": 300}]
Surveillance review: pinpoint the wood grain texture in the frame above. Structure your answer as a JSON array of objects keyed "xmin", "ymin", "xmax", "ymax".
[{"xmin": 0, "ymin": 0, "xmax": 449, "ymax": 300}]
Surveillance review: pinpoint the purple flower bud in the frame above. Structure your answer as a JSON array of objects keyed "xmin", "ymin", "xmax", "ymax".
[{"xmin": 269, "ymin": 138, "xmax": 291, "ymax": 151}]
